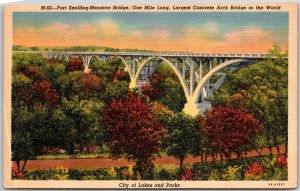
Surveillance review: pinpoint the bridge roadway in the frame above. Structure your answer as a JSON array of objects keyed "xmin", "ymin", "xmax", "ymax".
[
  {"xmin": 44, "ymin": 51, "xmax": 269, "ymax": 58},
  {"xmin": 14, "ymin": 50, "xmax": 270, "ymax": 59}
]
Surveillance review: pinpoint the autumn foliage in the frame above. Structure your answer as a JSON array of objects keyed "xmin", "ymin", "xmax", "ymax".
[
  {"xmin": 21, "ymin": 79, "xmax": 59, "ymax": 106},
  {"xmin": 113, "ymin": 68, "xmax": 130, "ymax": 81},
  {"xmin": 79, "ymin": 73, "xmax": 101, "ymax": 97},
  {"xmin": 47, "ymin": 58, "xmax": 60, "ymax": 65},
  {"xmin": 141, "ymin": 85, "xmax": 160, "ymax": 100},
  {"xmin": 202, "ymin": 106, "xmax": 261, "ymax": 159},
  {"xmin": 276, "ymin": 154, "xmax": 288, "ymax": 167},
  {"xmin": 102, "ymin": 93, "xmax": 166, "ymax": 175},
  {"xmin": 245, "ymin": 162, "xmax": 265, "ymax": 177},
  {"xmin": 32, "ymin": 79, "xmax": 60, "ymax": 106},
  {"xmin": 141, "ymin": 74, "xmax": 164, "ymax": 100},
  {"xmin": 22, "ymin": 65, "xmax": 44, "ymax": 80},
  {"xmin": 66, "ymin": 58, "xmax": 84, "ymax": 72}
]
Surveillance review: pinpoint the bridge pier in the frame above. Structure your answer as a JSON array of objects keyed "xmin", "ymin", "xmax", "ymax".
[
  {"xmin": 183, "ymin": 101, "xmax": 212, "ymax": 116},
  {"xmin": 129, "ymin": 80, "xmax": 138, "ymax": 89},
  {"xmin": 84, "ymin": 66, "xmax": 91, "ymax": 74}
]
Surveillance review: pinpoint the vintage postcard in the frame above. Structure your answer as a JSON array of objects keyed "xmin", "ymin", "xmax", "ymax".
[{"xmin": 3, "ymin": 2, "xmax": 298, "ymax": 189}]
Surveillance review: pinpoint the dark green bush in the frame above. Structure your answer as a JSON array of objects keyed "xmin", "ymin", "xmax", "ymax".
[
  {"xmin": 68, "ymin": 169, "xmax": 110, "ymax": 180},
  {"xmin": 154, "ymin": 168, "xmax": 178, "ymax": 180},
  {"xmin": 25, "ymin": 170, "xmax": 56, "ymax": 180}
]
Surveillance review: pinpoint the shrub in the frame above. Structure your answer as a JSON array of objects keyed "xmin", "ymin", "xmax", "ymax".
[
  {"xmin": 12, "ymin": 168, "xmax": 26, "ymax": 180},
  {"xmin": 153, "ymin": 165, "xmax": 178, "ymax": 180},
  {"xmin": 276, "ymin": 154, "xmax": 287, "ymax": 167},
  {"xmin": 25, "ymin": 169, "xmax": 56, "ymax": 180},
  {"xmin": 107, "ymin": 167, "xmax": 117, "ymax": 180},
  {"xmin": 25, "ymin": 168, "xmax": 110, "ymax": 180},
  {"xmin": 68, "ymin": 169, "xmax": 110, "ymax": 180},
  {"xmin": 245, "ymin": 162, "xmax": 266, "ymax": 180},
  {"xmin": 154, "ymin": 169, "xmax": 177, "ymax": 180},
  {"xmin": 52, "ymin": 166, "xmax": 69, "ymax": 180},
  {"xmin": 115, "ymin": 166, "xmax": 134, "ymax": 180},
  {"xmin": 222, "ymin": 165, "xmax": 244, "ymax": 180},
  {"xmin": 181, "ymin": 166, "xmax": 194, "ymax": 180},
  {"xmin": 192, "ymin": 156, "xmax": 287, "ymax": 181}
]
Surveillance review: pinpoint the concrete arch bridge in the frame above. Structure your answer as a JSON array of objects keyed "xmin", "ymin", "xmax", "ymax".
[{"xmin": 43, "ymin": 51, "xmax": 268, "ymax": 116}]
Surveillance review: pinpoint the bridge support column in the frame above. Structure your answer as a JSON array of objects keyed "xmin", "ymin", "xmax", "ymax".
[
  {"xmin": 129, "ymin": 80, "xmax": 138, "ymax": 90},
  {"xmin": 84, "ymin": 66, "xmax": 91, "ymax": 74},
  {"xmin": 183, "ymin": 98, "xmax": 212, "ymax": 117}
]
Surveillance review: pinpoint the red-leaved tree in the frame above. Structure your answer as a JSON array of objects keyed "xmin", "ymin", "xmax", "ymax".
[
  {"xmin": 66, "ymin": 58, "xmax": 84, "ymax": 72},
  {"xmin": 141, "ymin": 85, "xmax": 160, "ymax": 101},
  {"xmin": 79, "ymin": 73, "xmax": 101, "ymax": 98},
  {"xmin": 102, "ymin": 93, "xmax": 166, "ymax": 178},
  {"xmin": 113, "ymin": 68, "xmax": 130, "ymax": 82},
  {"xmin": 203, "ymin": 106, "xmax": 261, "ymax": 159},
  {"xmin": 141, "ymin": 73, "xmax": 164, "ymax": 100},
  {"xmin": 29, "ymin": 79, "xmax": 60, "ymax": 106}
]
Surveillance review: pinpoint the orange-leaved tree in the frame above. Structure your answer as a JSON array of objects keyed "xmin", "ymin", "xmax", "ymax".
[
  {"xmin": 22, "ymin": 79, "xmax": 60, "ymax": 107},
  {"xmin": 102, "ymin": 93, "xmax": 166, "ymax": 179},
  {"xmin": 66, "ymin": 57, "xmax": 84, "ymax": 72}
]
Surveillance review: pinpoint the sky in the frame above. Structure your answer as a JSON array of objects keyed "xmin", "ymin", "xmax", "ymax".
[{"xmin": 13, "ymin": 12, "xmax": 288, "ymax": 53}]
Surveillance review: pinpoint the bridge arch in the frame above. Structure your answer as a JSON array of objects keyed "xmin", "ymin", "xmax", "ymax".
[
  {"xmin": 109, "ymin": 55, "xmax": 133, "ymax": 80},
  {"xmin": 89, "ymin": 55, "xmax": 101, "ymax": 62},
  {"xmin": 191, "ymin": 59, "xmax": 257, "ymax": 104},
  {"xmin": 132, "ymin": 56, "xmax": 190, "ymax": 100}
]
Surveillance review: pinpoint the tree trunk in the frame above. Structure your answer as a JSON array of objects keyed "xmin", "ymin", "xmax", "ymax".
[
  {"xmin": 285, "ymin": 136, "xmax": 288, "ymax": 156},
  {"xmin": 250, "ymin": 143, "xmax": 267, "ymax": 162},
  {"xmin": 136, "ymin": 159, "xmax": 143, "ymax": 180},
  {"xmin": 212, "ymin": 153, "xmax": 216, "ymax": 162},
  {"xmin": 273, "ymin": 135, "xmax": 280, "ymax": 154},
  {"xmin": 266, "ymin": 129, "xmax": 273, "ymax": 158},
  {"xmin": 21, "ymin": 160, "xmax": 27, "ymax": 172},
  {"xmin": 100, "ymin": 144, "xmax": 103, "ymax": 153},
  {"xmin": 179, "ymin": 157, "xmax": 184, "ymax": 179},
  {"xmin": 16, "ymin": 160, "xmax": 20, "ymax": 173}
]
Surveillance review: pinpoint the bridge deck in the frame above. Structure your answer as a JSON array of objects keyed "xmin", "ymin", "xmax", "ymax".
[{"xmin": 14, "ymin": 51, "xmax": 270, "ymax": 59}]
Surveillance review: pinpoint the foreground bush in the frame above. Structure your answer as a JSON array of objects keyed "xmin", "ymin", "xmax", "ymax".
[{"xmin": 192, "ymin": 155, "xmax": 287, "ymax": 181}]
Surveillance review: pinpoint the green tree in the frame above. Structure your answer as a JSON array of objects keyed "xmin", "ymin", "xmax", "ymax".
[
  {"xmin": 101, "ymin": 81, "xmax": 129, "ymax": 104},
  {"xmin": 11, "ymin": 104, "xmax": 35, "ymax": 172},
  {"xmin": 164, "ymin": 112, "xmax": 201, "ymax": 177},
  {"xmin": 61, "ymin": 96, "xmax": 105, "ymax": 154},
  {"xmin": 12, "ymin": 53, "xmax": 45, "ymax": 74}
]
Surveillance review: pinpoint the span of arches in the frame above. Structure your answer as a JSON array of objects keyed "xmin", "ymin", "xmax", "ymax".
[{"xmin": 43, "ymin": 51, "xmax": 266, "ymax": 116}]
